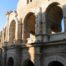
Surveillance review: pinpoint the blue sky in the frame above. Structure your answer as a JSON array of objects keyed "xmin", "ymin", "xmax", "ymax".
[{"xmin": 0, "ymin": 0, "xmax": 18, "ymax": 31}]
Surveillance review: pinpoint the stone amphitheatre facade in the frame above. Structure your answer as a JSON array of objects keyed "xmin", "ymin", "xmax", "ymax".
[{"xmin": 0, "ymin": 0, "xmax": 66, "ymax": 66}]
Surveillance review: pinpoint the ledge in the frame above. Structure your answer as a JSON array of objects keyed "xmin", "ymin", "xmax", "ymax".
[{"xmin": 49, "ymin": 32, "xmax": 66, "ymax": 41}]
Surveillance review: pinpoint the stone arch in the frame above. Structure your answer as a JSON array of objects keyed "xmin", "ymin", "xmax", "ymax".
[
  {"xmin": 23, "ymin": 59, "xmax": 34, "ymax": 66},
  {"xmin": 7, "ymin": 57, "xmax": 14, "ymax": 66},
  {"xmin": 9, "ymin": 20, "xmax": 16, "ymax": 43},
  {"xmin": 48, "ymin": 61, "xmax": 64, "ymax": 66},
  {"xmin": 45, "ymin": 56, "xmax": 65, "ymax": 66},
  {"xmin": 23, "ymin": 12, "xmax": 36, "ymax": 43},
  {"xmin": 45, "ymin": 2, "xmax": 63, "ymax": 34}
]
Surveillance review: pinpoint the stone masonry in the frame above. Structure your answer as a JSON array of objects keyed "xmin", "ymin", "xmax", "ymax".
[{"xmin": 0, "ymin": 0, "xmax": 66, "ymax": 66}]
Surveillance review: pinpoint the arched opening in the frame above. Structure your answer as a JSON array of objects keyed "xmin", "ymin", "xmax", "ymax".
[
  {"xmin": 24, "ymin": 12, "xmax": 36, "ymax": 43},
  {"xmin": 4, "ymin": 27, "xmax": 6, "ymax": 40},
  {"xmin": 9, "ymin": 20, "xmax": 16, "ymax": 43},
  {"xmin": 48, "ymin": 61, "xmax": 64, "ymax": 66},
  {"xmin": 23, "ymin": 59, "xmax": 34, "ymax": 66},
  {"xmin": 45, "ymin": 2, "xmax": 63, "ymax": 34},
  {"xmin": 7, "ymin": 58, "xmax": 14, "ymax": 66},
  {"xmin": 61, "ymin": 18, "xmax": 64, "ymax": 32}
]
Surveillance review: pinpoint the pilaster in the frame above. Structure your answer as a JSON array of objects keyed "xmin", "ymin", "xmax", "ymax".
[{"xmin": 63, "ymin": 5, "xmax": 66, "ymax": 32}]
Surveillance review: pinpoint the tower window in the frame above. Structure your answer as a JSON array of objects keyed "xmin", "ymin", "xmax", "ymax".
[
  {"xmin": 45, "ymin": 2, "xmax": 63, "ymax": 34},
  {"xmin": 27, "ymin": 0, "xmax": 32, "ymax": 4},
  {"xmin": 30, "ymin": 0, "xmax": 32, "ymax": 2},
  {"xmin": 27, "ymin": 0, "xmax": 29, "ymax": 4}
]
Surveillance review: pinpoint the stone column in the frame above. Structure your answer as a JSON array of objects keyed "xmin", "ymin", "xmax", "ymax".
[
  {"xmin": 17, "ymin": 19, "xmax": 22, "ymax": 43},
  {"xmin": 14, "ymin": 17, "xmax": 22, "ymax": 43},
  {"xmin": 63, "ymin": 5, "xmax": 66, "ymax": 32},
  {"xmin": 35, "ymin": 8, "xmax": 43, "ymax": 42},
  {"xmin": 35, "ymin": 7, "xmax": 48, "ymax": 42},
  {"xmin": 42, "ymin": 13, "xmax": 48, "ymax": 42},
  {"xmin": 34, "ymin": 47, "xmax": 41, "ymax": 66},
  {"xmin": 5, "ymin": 12, "xmax": 10, "ymax": 43}
]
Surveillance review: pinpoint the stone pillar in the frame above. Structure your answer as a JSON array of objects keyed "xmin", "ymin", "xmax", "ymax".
[
  {"xmin": 35, "ymin": 8, "xmax": 43, "ymax": 42},
  {"xmin": 14, "ymin": 17, "xmax": 22, "ymax": 43},
  {"xmin": 5, "ymin": 12, "xmax": 10, "ymax": 43},
  {"xmin": 34, "ymin": 47, "xmax": 41, "ymax": 66},
  {"xmin": 35, "ymin": 7, "xmax": 48, "ymax": 42},
  {"xmin": 22, "ymin": 19, "xmax": 27, "ymax": 43},
  {"xmin": 17, "ymin": 19, "xmax": 22, "ymax": 43},
  {"xmin": 42, "ymin": 13, "xmax": 48, "ymax": 42},
  {"xmin": 63, "ymin": 5, "xmax": 66, "ymax": 32},
  {"xmin": 1, "ymin": 30, "xmax": 5, "ymax": 46},
  {"xmin": 3, "ymin": 42, "xmax": 8, "ymax": 66}
]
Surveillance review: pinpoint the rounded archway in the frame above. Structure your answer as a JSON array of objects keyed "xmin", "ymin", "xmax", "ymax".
[
  {"xmin": 23, "ymin": 59, "xmax": 34, "ymax": 66},
  {"xmin": 48, "ymin": 61, "xmax": 64, "ymax": 66},
  {"xmin": 9, "ymin": 20, "xmax": 16, "ymax": 43},
  {"xmin": 45, "ymin": 2, "xmax": 63, "ymax": 34},
  {"xmin": 7, "ymin": 58, "xmax": 14, "ymax": 66},
  {"xmin": 24, "ymin": 12, "xmax": 36, "ymax": 43}
]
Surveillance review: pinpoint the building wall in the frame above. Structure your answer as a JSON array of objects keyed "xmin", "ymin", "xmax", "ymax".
[
  {"xmin": 0, "ymin": 0, "xmax": 66, "ymax": 45},
  {"xmin": 0, "ymin": 0, "xmax": 66, "ymax": 66}
]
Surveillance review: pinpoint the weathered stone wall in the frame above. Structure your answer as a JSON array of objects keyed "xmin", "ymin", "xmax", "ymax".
[
  {"xmin": 0, "ymin": 1, "xmax": 66, "ymax": 66},
  {"xmin": 0, "ymin": 0, "xmax": 66, "ymax": 45}
]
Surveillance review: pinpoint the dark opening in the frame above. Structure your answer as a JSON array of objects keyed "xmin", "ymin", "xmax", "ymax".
[
  {"xmin": 30, "ymin": 0, "xmax": 32, "ymax": 2},
  {"xmin": 7, "ymin": 58, "xmax": 14, "ymax": 66},
  {"xmin": 9, "ymin": 20, "xmax": 16, "ymax": 43},
  {"xmin": 48, "ymin": 61, "xmax": 64, "ymax": 66},
  {"xmin": 23, "ymin": 59, "xmax": 34, "ymax": 66},
  {"xmin": 24, "ymin": 12, "xmax": 35, "ymax": 43},
  {"xmin": 45, "ymin": 2, "xmax": 63, "ymax": 34}
]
